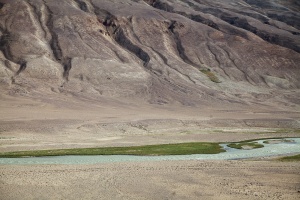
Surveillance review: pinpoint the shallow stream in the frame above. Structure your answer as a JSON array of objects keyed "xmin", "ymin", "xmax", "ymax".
[{"xmin": 0, "ymin": 138, "xmax": 299, "ymax": 165}]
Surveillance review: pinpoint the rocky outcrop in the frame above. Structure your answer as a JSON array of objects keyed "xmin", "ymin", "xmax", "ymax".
[{"xmin": 0, "ymin": 0, "xmax": 299, "ymax": 106}]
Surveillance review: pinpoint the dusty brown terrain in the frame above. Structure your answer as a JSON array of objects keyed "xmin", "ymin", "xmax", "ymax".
[
  {"xmin": 1, "ymin": 0, "xmax": 300, "ymax": 106},
  {"xmin": 1, "ymin": 161, "xmax": 300, "ymax": 200},
  {"xmin": 0, "ymin": 0, "xmax": 300, "ymax": 199},
  {"xmin": 0, "ymin": 0, "xmax": 299, "ymax": 150},
  {"xmin": 1, "ymin": 91, "xmax": 299, "ymax": 200},
  {"xmin": 0, "ymin": 91, "xmax": 299, "ymax": 152}
]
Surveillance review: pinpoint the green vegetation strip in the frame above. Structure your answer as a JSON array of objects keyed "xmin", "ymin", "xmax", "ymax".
[
  {"xmin": 0, "ymin": 142, "xmax": 225, "ymax": 158},
  {"xmin": 263, "ymin": 139, "xmax": 294, "ymax": 144},
  {"xmin": 227, "ymin": 142, "xmax": 264, "ymax": 150},
  {"xmin": 200, "ymin": 69, "xmax": 221, "ymax": 83},
  {"xmin": 278, "ymin": 154, "xmax": 300, "ymax": 162}
]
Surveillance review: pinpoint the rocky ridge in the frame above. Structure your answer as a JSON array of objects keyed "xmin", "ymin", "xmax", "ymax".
[{"xmin": 0, "ymin": 0, "xmax": 299, "ymax": 107}]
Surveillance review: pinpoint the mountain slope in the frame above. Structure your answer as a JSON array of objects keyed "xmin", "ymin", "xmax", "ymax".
[{"xmin": 0, "ymin": 0, "xmax": 299, "ymax": 108}]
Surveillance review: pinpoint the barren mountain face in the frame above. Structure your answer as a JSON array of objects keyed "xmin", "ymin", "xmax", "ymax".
[
  {"xmin": 2, "ymin": 2, "xmax": 300, "ymax": 199},
  {"xmin": 0, "ymin": 0, "xmax": 299, "ymax": 107}
]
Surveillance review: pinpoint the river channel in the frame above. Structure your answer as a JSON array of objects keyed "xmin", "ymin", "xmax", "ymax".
[{"xmin": 0, "ymin": 138, "xmax": 299, "ymax": 165}]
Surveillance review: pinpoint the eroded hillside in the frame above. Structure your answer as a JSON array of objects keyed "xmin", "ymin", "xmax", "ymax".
[{"xmin": 0, "ymin": 0, "xmax": 299, "ymax": 107}]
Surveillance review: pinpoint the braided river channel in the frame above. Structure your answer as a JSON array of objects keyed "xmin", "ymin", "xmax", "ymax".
[{"xmin": 0, "ymin": 138, "xmax": 299, "ymax": 165}]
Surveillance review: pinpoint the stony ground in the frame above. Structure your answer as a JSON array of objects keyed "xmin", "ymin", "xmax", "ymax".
[
  {"xmin": 0, "ymin": 93, "xmax": 299, "ymax": 199},
  {"xmin": 0, "ymin": 91, "xmax": 299, "ymax": 152},
  {"xmin": 1, "ymin": 1, "xmax": 300, "ymax": 199},
  {"xmin": 1, "ymin": 160, "xmax": 300, "ymax": 200}
]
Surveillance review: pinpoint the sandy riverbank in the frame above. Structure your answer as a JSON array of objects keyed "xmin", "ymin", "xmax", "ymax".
[{"xmin": 0, "ymin": 160, "xmax": 299, "ymax": 200}]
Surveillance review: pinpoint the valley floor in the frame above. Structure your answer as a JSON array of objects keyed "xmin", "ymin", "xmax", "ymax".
[
  {"xmin": 1, "ymin": 160, "xmax": 299, "ymax": 200},
  {"xmin": 0, "ymin": 94, "xmax": 299, "ymax": 199}
]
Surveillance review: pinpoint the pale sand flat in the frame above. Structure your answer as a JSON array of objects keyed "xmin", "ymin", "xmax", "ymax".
[{"xmin": 0, "ymin": 160, "xmax": 299, "ymax": 200}]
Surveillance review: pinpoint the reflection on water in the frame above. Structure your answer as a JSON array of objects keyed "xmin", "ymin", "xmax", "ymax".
[{"xmin": 0, "ymin": 138, "xmax": 299, "ymax": 165}]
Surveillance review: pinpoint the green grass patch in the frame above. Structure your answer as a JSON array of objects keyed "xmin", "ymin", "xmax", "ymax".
[
  {"xmin": 0, "ymin": 142, "xmax": 225, "ymax": 158},
  {"xmin": 272, "ymin": 128, "xmax": 300, "ymax": 134},
  {"xmin": 0, "ymin": 137, "xmax": 14, "ymax": 139},
  {"xmin": 227, "ymin": 142, "xmax": 264, "ymax": 150},
  {"xmin": 212, "ymin": 128, "xmax": 300, "ymax": 135},
  {"xmin": 200, "ymin": 69, "xmax": 221, "ymax": 83},
  {"xmin": 263, "ymin": 139, "xmax": 295, "ymax": 144},
  {"xmin": 278, "ymin": 154, "xmax": 300, "ymax": 162}
]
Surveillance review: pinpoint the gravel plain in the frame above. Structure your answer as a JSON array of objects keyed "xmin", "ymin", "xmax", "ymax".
[
  {"xmin": 0, "ymin": 92, "xmax": 299, "ymax": 199},
  {"xmin": 1, "ymin": 160, "xmax": 300, "ymax": 200}
]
